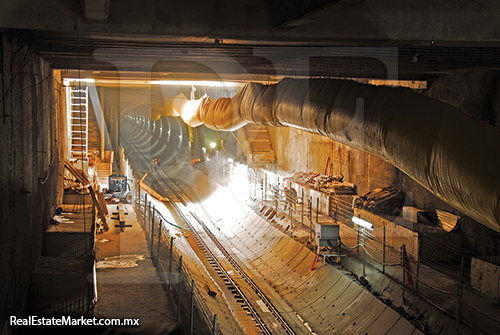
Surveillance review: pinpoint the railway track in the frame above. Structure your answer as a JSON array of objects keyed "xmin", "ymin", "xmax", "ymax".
[
  {"xmin": 120, "ymin": 126, "xmax": 300, "ymax": 334},
  {"xmin": 189, "ymin": 212, "xmax": 297, "ymax": 335},
  {"xmin": 164, "ymin": 186, "xmax": 298, "ymax": 334},
  {"xmin": 119, "ymin": 134, "xmax": 189, "ymax": 205},
  {"xmin": 174, "ymin": 205, "xmax": 274, "ymax": 334}
]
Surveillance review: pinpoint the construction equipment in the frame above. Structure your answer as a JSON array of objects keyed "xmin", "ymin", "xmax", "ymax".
[
  {"xmin": 103, "ymin": 173, "xmax": 132, "ymax": 203},
  {"xmin": 353, "ymin": 186, "xmax": 405, "ymax": 215},
  {"xmin": 315, "ymin": 224, "xmax": 340, "ymax": 248}
]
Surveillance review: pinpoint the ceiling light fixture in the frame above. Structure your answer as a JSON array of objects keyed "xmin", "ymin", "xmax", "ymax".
[{"xmin": 150, "ymin": 80, "xmax": 242, "ymax": 87}]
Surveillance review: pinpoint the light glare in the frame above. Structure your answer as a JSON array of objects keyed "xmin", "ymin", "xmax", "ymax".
[
  {"xmin": 181, "ymin": 99, "xmax": 203, "ymax": 127},
  {"xmin": 63, "ymin": 78, "xmax": 96, "ymax": 86}
]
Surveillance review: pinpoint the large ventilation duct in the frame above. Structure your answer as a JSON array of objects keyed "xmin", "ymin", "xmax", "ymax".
[{"xmin": 181, "ymin": 78, "xmax": 500, "ymax": 233}]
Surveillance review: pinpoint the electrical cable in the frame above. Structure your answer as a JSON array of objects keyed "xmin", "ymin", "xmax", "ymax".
[
  {"xmin": 135, "ymin": 200, "xmax": 187, "ymax": 230},
  {"xmin": 340, "ymin": 241, "xmax": 402, "ymax": 267},
  {"xmin": 362, "ymin": 245, "xmax": 402, "ymax": 267},
  {"xmin": 38, "ymin": 152, "xmax": 57, "ymax": 185},
  {"xmin": 215, "ymin": 130, "xmax": 228, "ymax": 157}
]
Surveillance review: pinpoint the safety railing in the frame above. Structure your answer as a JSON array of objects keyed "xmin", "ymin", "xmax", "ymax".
[
  {"xmin": 49, "ymin": 203, "xmax": 97, "ymax": 317},
  {"xmin": 246, "ymin": 169, "xmax": 500, "ymax": 334},
  {"xmin": 249, "ymin": 173, "xmax": 323, "ymax": 243},
  {"xmin": 135, "ymin": 187, "xmax": 221, "ymax": 335}
]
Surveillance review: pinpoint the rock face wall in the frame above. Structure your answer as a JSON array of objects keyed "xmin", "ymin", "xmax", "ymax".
[{"xmin": 0, "ymin": 34, "xmax": 64, "ymax": 326}]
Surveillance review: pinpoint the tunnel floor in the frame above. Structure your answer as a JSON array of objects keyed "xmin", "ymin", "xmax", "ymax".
[
  {"xmin": 137, "ymin": 155, "xmax": 500, "ymax": 335},
  {"xmin": 93, "ymin": 204, "xmax": 187, "ymax": 334}
]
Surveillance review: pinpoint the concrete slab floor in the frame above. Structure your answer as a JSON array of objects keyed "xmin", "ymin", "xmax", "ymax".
[{"xmin": 93, "ymin": 204, "xmax": 181, "ymax": 334}]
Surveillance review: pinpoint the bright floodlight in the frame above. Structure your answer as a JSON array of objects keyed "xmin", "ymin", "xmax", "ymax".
[
  {"xmin": 150, "ymin": 80, "xmax": 242, "ymax": 87},
  {"xmin": 352, "ymin": 216, "xmax": 373, "ymax": 230},
  {"xmin": 210, "ymin": 142, "xmax": 216, "ymax": 148}
]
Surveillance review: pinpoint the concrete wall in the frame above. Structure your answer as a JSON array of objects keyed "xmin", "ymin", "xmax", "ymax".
[
  {"xmin": 287, "ymin": 181, "xmax": 333, "ymax": 216},
  {"xmin": 471, "ymin": 258, "xmax": 500, "ymax": 301},
  {"xmin": 354, "ymin": 209, "xmax": 419, "ymax": 260},
  {"xmin": 0, "ymin": 34, "xmax": 63, "ymax": 326},
  {"xmin": 267, "ymin": 118, "xmax": 500, "ymax": 261}
]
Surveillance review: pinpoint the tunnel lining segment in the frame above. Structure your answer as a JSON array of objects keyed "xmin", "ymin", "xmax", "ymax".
[{"xmin": 195, "ymin": 189, "xmax": 423, "ymax": 335}]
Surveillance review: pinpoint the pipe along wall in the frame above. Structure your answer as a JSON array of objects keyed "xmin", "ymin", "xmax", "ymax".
[{"xmin": 179, "ymin": 78, "xmax": 500, "ymax": 233}]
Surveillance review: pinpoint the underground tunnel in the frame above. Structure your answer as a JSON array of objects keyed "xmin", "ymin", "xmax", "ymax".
[{"xmin": 3, "ymin": 2, "xmax": 500, "ymax": 335}]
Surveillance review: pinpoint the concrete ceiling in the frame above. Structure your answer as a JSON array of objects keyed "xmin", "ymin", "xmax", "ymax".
[{"xmin": 2, "ymin": 0, "xmax": 500, "ymax": 81}]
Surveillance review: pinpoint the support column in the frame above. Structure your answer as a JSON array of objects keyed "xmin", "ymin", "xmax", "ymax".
[{"xmin": 100, "ymin": 87, "xmax": 105, "ymax": 161}]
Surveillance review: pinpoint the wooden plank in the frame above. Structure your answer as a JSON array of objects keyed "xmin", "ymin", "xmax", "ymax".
[
  {"xmin": 64, "ymin": 160, "xmax": 109, "ymax": 230},
  {"xmin": 119, "ymin": 205, "xmax": 126, "ymax": 225},
  {"xmin": 139, "ymin": 182, "xmax": 169, "ymax": 202},
  {"xmin": 96, "ymin": 191, "xmax": 109, "ymax": 215}
]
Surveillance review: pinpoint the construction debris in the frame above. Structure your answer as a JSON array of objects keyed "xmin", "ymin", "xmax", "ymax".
[
  {"xmin": 353, "ymin": 186, "xmax": 405, "ymax": 215},
  {"xmin": 63, "ymin": 177, "xmax": 90, "ymax": 195},
  {"xmin": 64, "ymin": 160, "xmax": 109, "ymax": 230},
  {"xmin": 290, "ymin": 171, "xmax": 356, "ymax": 195}
]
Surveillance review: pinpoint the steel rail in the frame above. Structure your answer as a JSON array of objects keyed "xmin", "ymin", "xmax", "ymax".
[
  {"xmin": 174, "ymin": 205, "xmax": 272, "ymax": 335},
  {"xmin": 190, "ymin": 212, "xmax": 297, "ymax": 335},
  {"xmin": 119, "ymin": 132, "xmax": 188, "ymax": 206}
]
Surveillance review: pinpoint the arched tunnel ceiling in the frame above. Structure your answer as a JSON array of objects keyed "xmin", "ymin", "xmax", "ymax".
[{"xmin": 4, "ymin": 0, "xmax": 500, "ymax": 81}]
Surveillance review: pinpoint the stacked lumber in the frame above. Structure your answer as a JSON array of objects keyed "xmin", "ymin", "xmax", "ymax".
[
  {"xmin": 291, "ymin": 171, "xmax": 356, "ymax": 195},
  {"xmin": 63, "ymin": 177, "xmax": 90, "ymax": 195}
]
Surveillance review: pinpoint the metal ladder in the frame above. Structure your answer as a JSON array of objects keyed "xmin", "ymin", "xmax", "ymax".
[{"xmin": 68, "ymin": 86, "xmax": 89, "ymax": 161}]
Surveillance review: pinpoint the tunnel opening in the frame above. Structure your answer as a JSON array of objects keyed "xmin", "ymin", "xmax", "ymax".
[
  {"xmin": 53, "ymin": 68, "xmax": 500, "ymax": 335},
  {"xmin": 4, "ymin": 28, "xmax": 500, "ymax": 334}
]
